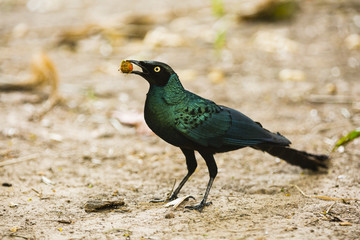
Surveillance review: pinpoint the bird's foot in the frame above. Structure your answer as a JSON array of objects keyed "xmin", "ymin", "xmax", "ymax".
[
  {"xmin": 185, "ymin": 200, "xmax": 212, "ymax": 212},
  {"xmin": 168, "ymin": 193, "xmax": 179, "ymax": 201}
]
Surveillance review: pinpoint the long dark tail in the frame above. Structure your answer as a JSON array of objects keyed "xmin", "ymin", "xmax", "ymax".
[{"xmin": 253, "ymin": 144, "xmax": 329, "ymax": 171}]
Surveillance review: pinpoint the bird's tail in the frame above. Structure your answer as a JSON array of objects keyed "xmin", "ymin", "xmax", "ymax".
[{"xmin": 253, "ymin": 144, "xmax": 329, "ymax": 171}]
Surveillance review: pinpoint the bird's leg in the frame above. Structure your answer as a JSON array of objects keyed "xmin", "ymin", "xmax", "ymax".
[
  {"xmin": 151, "ymin": 148, "xmax": 197, "ymax": 203},
  {"xmin": 186, "ymin": 151, "xmax": 217, "ymax": 212},
  {"xmin": 168, "ymin": 148, "xmax": 197, "ymax": 200},
  {"xmin": 185, "ymin": 177, "xmax": 214, "ymax": 211}
]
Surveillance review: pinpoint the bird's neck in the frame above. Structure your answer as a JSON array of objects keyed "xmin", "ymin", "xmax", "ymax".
[{"xmin": 148, "ymin": 73, "xmax": 186, "ymax": 105}]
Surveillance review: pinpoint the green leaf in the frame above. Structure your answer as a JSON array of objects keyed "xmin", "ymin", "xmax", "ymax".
[
  {"xmin": 214, "ymin": 29, "xmax": 226, "ymax": 52},
  {"xmin": 332, "ymin": 128, "xmax": 360, "ymax": 151},
  {"xmin": 211, "ymin": 0, "xmax": 225, "ymax": 18}
]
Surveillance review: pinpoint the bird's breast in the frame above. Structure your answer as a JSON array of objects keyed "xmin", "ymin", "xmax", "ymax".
[{"xmin": 144, "ymin": 93, "xmax": 193, "ymax": 148}]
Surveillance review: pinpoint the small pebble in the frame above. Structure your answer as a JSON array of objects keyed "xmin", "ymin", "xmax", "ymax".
[
  {"xmin": 326, "ymin": 83, "xmax": 337, "ymax": 95},
  {"xmin": 165, "ymin": 212, "xmax": 175, "ymax": 219}
]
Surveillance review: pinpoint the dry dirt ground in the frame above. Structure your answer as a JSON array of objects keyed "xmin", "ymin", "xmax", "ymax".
[{"xmin": 1, "ymin": 0, "xmax": 360, "ymax": 239}]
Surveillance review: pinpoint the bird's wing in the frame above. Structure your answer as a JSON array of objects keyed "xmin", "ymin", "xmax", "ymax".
[
  {"xmin": 220, "ymin": 106, "xmax": 291, "ymax": 146},
  {"xmin": 174, "ymin": 94, "xmax": 231, "ymax": 148},
  {"xmin": 174, "ymin": 93, "xmax": 291, "ymax": 148}
]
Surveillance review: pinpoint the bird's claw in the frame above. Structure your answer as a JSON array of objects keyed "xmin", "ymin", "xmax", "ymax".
[
  {"xmin": 168, "ymin": 195, "xmax": 178, "ymax": 201},
  {"xmin": 185, "ymin": 201, "xmax": 212, "ymax": 212}
]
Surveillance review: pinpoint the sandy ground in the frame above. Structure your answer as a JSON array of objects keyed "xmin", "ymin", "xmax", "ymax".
[{"xmin": 1, "ymin": 0, "xmax": 360, "ymax": 239}]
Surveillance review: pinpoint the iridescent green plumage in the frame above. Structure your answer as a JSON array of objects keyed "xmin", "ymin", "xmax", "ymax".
[{"xmin": 174, "ymin": 94, "xmax": 230, "ymax": 148}]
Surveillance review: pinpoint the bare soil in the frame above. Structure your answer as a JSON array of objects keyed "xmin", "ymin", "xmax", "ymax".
[{"xmin": 1, "ymin": 0, "xmax": 359, "ymax": 239}]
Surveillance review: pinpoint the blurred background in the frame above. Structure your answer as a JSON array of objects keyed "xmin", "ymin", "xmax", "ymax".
[
  {"xmin": 1, "ymin": 0, "xmax": 359, "ymax": 239},
  {"xmin": 1, "ymin": 0, "xmax": 359, "ymax": 146},
  {"xmin": 1, "ymin": 0, "xmax": 359, "ymax": 117}
]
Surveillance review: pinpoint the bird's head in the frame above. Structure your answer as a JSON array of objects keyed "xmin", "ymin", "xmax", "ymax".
[{"xmin": 122, "ymin": 60, "xmax": 175, "ymax": 86}]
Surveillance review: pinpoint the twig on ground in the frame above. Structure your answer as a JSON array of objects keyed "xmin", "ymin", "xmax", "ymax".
[
  {"xmin": 306, "ymin": 94, "xmax": 354, "ymax": 104},
  {"xmin": 0, "ymin": 154, "xmax": 38, "ymax": 167},
  {"xmin": 292, "ymin": 185, "xmax": 359, "ymax": 202},
  {"xmin": 325, "ymin": 202, "xmax": 336, "ymax": 214},
  {"xmin": 165, "ymin": 179, "xmax": 177, "ymax": 201},
  {"xmin": 30, "ymin": 94, "xmax": 63, "ymax": 121},
  {"xmin": 45, "ymin": 219, "xmax": 73, "ymax": 224}
]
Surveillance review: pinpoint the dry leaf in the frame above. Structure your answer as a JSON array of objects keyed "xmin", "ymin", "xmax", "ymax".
[
  {"xmin": 339, "ymin": 222, "xmax": 352, "ymax": 226},
  {"xmin": 165, "ymin": 195, "xmax": 195, "ymax": 209}
]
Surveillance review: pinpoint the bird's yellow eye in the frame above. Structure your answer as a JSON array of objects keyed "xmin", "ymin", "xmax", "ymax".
[{"xmin": 154, "ymin": 66, "xmax": 161, "ymax": 72}]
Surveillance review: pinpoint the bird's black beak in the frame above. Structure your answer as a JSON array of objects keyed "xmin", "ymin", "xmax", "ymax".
[{"xmin": 127, "ymin": 60, "xmax": 149, "ymax": 77}]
